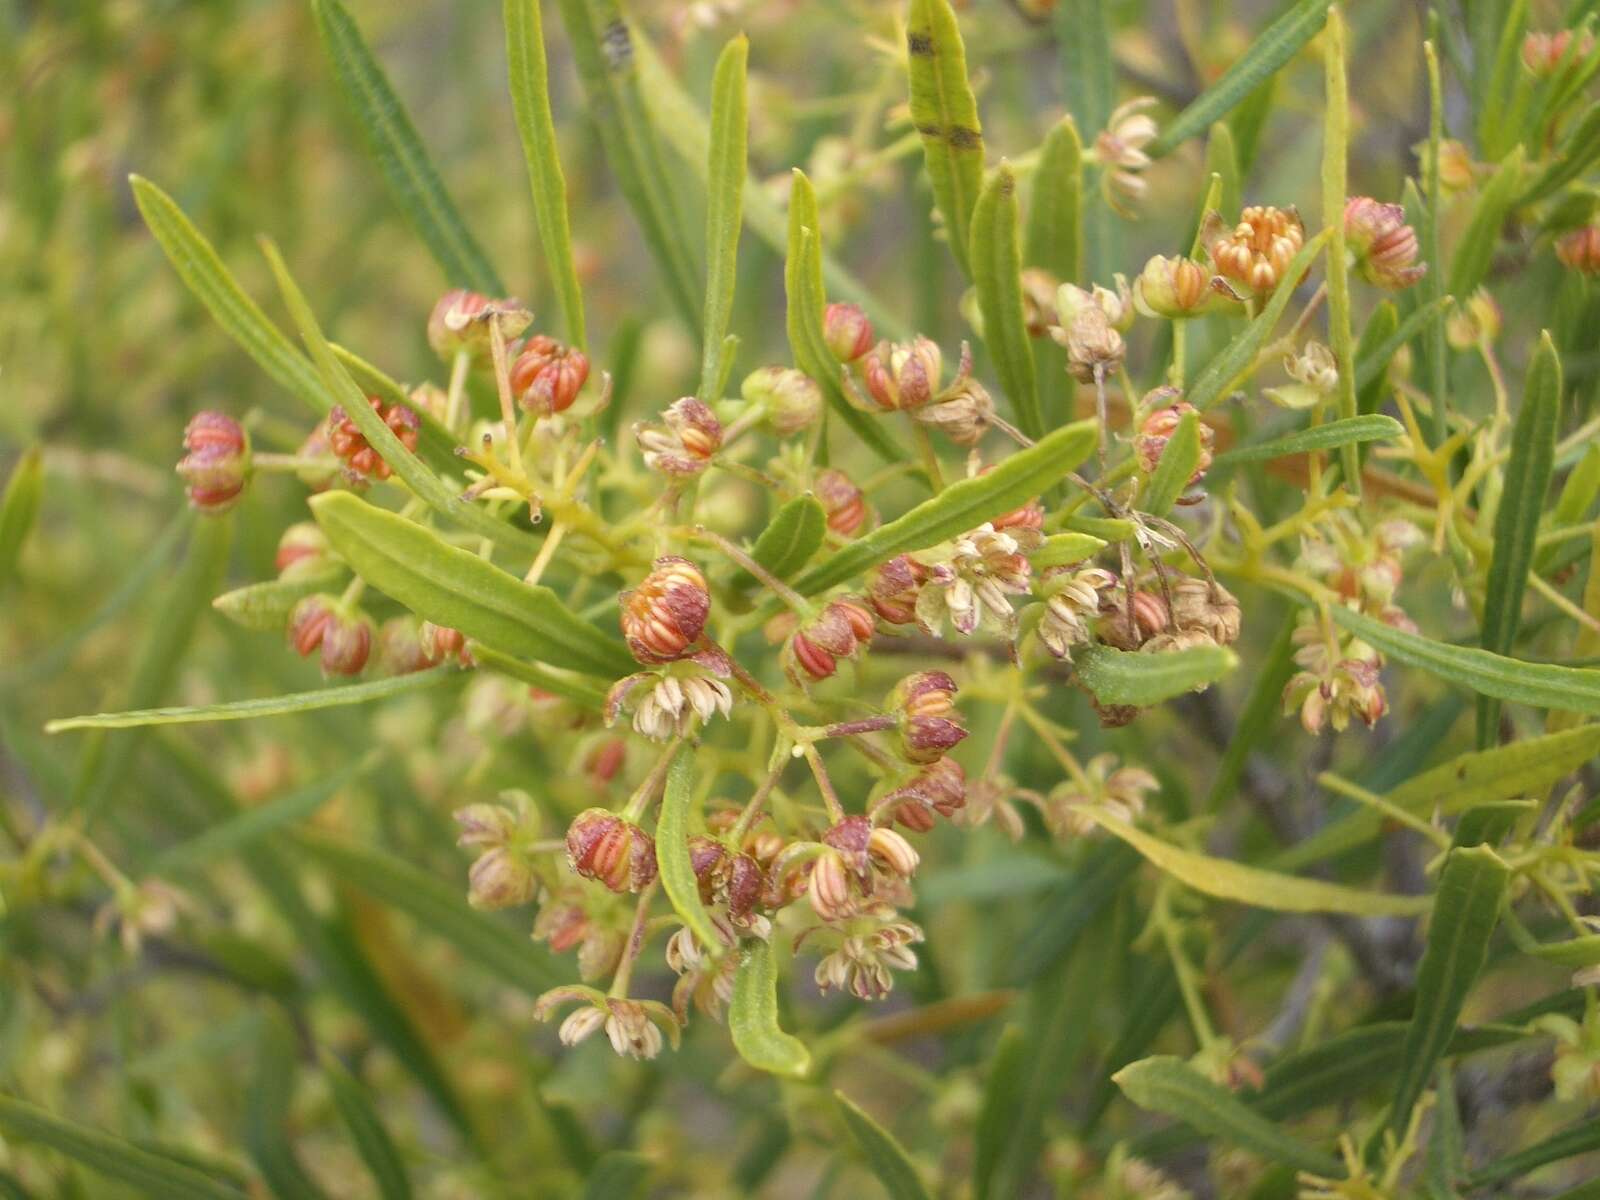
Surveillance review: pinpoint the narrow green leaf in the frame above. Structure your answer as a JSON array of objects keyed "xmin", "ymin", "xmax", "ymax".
[
  {"xmin": 699, "ymin": 36, "xmax": 748, "ymax": 401},
  {"xmin": 212, "ymin": 570, "xmax": 345, "ymax": 633},
  {"xmin": 1518, "ymin": 100, "xmax": 1600, "ymax": 206},
  {"xmin": 1519, "ymin": 933, "xmax": 1600, "ymax": 967},
  {"xmin": 149, "ymin": 757, "xmax": 374, "ymax": 877},
  {"xmin": 295, "ymin": 833, "xmax": 562, "ymax": 995},
  {"xmin": 1053, "ymin": 0, "xmax": 1114, "ymax": 275},
  {"xmin": 793, "ymin": 419, "xmax": 1095, "ymax": 595},
  {"xmin": 1024, "ymin": 118, "xmax": 1081, "ymax": 283},
  {"xmin": 1320, "ymin": 6, "xmax": 1360, "ymax": 491},
  {"xmin": 629, "ymin": 33, "xmax": 906, "ymax": 340},
  {"xmin": 504, "ymin": 0, "xmax": 586, "ymax": 346},
  {"xmin": 1211, "ymin": 415, "xmax": 1403, "ymax": 467},
  {"xmin": 656, "ymin": 747, "xmax": 724, "ymax": 955},
  {"xmin": 73, "ymin": 514, "xmax": 232, "ymax": 820},
  {"xmin": 1277, "ymin": 725, "xmax": 1600, "ymax": 869},
  {"xmin": 1204, "ymin": 122, "xmax": 1241, "ymax": 220},
  {"xmin": 0, "ymin": 447, "xmax": 42, "ymax": 586},
  {"xmin": 551, "ymin": 0, "xmax": 701, "ymax": 332},
  {"xmin": 1388, "ymin": 846, "xmax": 1510, "ymax": 1137},
  {"xmin": 1148, "ymin": 0, "xmax": 1332, "ymax": 157},
  {"xmin": 1007, "ymin": 841, "xmax": 1139, "ymax": 984},
  {"xmin": 260, "ymin": 237, "xmax": 544, "ymax": 553},
  {"xmin": 785, "ymin": 171, "xmax": 904, "ymax": 464},
  {"xmin": 1204, "ymin": 608, "xmax": 1297, "ymax": 811},
  {"xmin": 1072, "ymin": 642, "xmax": 1237, "ymax": 707},
  {"xmin": 1353, "ymin": 298, "xmax": 1452, "ymax": 393},
  {"xmin": 1448, "ymin": 146, "xmax": 1525, "ymax": 298},
  {"xmin": 1029, "ymin": 532, "xmax": 1107, "ymax": 570},
  {"xmin": 47, "ymin": 670, "xmax": 453, "ymax": 732},
  {"xmin": 322, "ymin": 1055, "xmax": 413, "ymax": 1200},
  {"xmin": 0, "ymin": 1094, "xmax": 244, "ymax": 1200},
  {"xmin": 972, "ymin": 1026, "xmax": 1029, "ymax": 1200},
  {"xmin": 1330, "ymin": 605, "xmax": 1600, "ymax": 714},
  {"xmin": 467, "ymin": 643, "xmax": 609, "ymax": 709},
  {"xmin": 1421, "ymin": 38, "xmax": 1450, "ymax": 444},
  {"xmin": 734, "ymin": 495, "xmax": 827, "ymax": 590},
  {"xmin": 970, "ymin": 163, "xmax": 1041, "ymax": 438},
  {"xmin": 1552, "ymin": 442, "xmax": 1600, "ymax": 529},
  {"xmin": 309, "ymin": 491, "xmax": 633, "ymax": 679},
  {"xmin": 1142, "ymin": 408, "xmax": 1201, "ymax": 515},
  {"xmin": 582, "ymin": 1152, "xmax": 652, "ymax": 1200},
  {"xmin": 1470, "ymin": 1119, "xmax": 1600, "ymax": 1189},
  {"xmin": 906, "ymin": 0, "xmax": 984, "ymax": 278},
  {"xmin": 330, "ymin": 344, "xmax": 462, "ymax": 476},
  {"xmin": 1477, "ymin": 0, "xmax": 1530, "ymax": 157},
  {"xmin": 1188, "ymin": 230, "xmax": 1332, "ymax": 411},
  {"xmin": 1479, "ymin": 331, "xmax": 1562, "ymax": 744},
  {"xmin": 1228, "ymin": 74, "xmax": 1277, "ymax": 176},
  {"xmin": 834, "ymin": 1092, "xmax": 930, "ymax": 1200},
  {"xmin": 311, "ymin": 0, "xmax": 501, "ymax": 294},
  {"xmin": 246, "ymin": 1007, "xmax": 330, "ymax": 1200},
  {"xmin": 729, "ymin": 940, "xmax": 810, "ymax": 1078},
  {"xmin": 1080, "ymin": 809, "xmax": 1431, "ymax": 916},
  {"xmin": 1113, "ymin": 1057, "xmax": 1342, "ymax": 1175},
  {"xmin": 1451, "ymin": 800, "xmax": 1532, "ymax": 849}
]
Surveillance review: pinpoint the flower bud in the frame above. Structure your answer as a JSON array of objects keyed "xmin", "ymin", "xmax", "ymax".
[
  {"xmin": 326, "ymin": 397, "xmax": 419, "ymax": 483},
  {"xmin": 288, "ymin": 594, "xmax": 372, "ymax": 676},
  {"xmin": 378, "ymin": 616, "xmax": 439, "ymax": 675},
  {"xmin": 741, "ymin": 366, "xmax": 822, "ymax": 436},
  {"xmin": 1556, "ymin": 226, "xmax": 1600, "ymax": 275},
  {"xmin": 1523, "ymin": 28, "xmax": 1594, "ymax": 75},
  {"xmin": 427, "ymin": 290, "xmax": 531, "ymax": 361},
  {"xmin": 868, "ymin": 827, "xmax": 919, "ymax": 878},
  {"xmin": 1446, "ymin": 288, "xmax": 1503, "ymax": 349},
  {"xmin": 1209, "ymin": 205, "xmax": 1304, "ymax": 295},
  {"xmin": 454, "ymin": 802, "xmax": 519, "ymax": 849},
  {"xmin": 891, "ymin": 672, "xmax": 967, "ymax": 763},
  {"xmin": 637, "ymin": 398, "xmax": 722, "ymax": 475},
  {"xmin": 275, "ymin": 523, "xmax": 332, "ymax": 579},
  {"xmin": 880, "ymin": 757, "xmax": 967, "ymax": 830},
  {"xmin": 726, "ymin": 852, "xmax": 765, "ymax": 917},
  {"xmin": 868, "ymin": 555, "xmax": 923, "ymax": 625},
  {"xmin": 1343, "ymin": 197, "xmax": 1425, "ymax": 289},
  {"xmin": 823, "ymin": 302, "xmax": 874, "ymax": 362},
  {"xmin": 1095, "ymin": 97, "xmax": 1158, "ymax": 214},
  {"xmin": 176, "ymin": 412, "xmax": 250, "ymax": 513},
  {"xmin": 419, "ymin": 621, "xmax": 470, "ymax": 666},
  {"xmin": 566, "ymin": 808, "xmax": 657, "ymax": 893},
  {"xmin": 1133, "ymin": 255, "xmax": 1234, "ymax": 319},
  {"xmin": 863, "ymin": 337, "xmax": 942, "ymax": 410},
  {"xmin": 583, "ymin": 736, "xmax": 627, "ymax": 787},
  {"xmin": 1267, "ymin": 341, "xmax": 1339, "ymax": 410},
  {"xmin": 815, "ymin": 469, "xmax": 868, "ymax": 537},
  {"xmin": 687, "ymin": 835, "xmax": 730, "ymax": 903},
  {"xmin": 467, "ymin": 846, "xmax": 539, "ymax": 910},
  {"xmin": 807, "ymin": 849, "xmax": 855, "ymax": 921},
  {"xmin": 1134, "ymin": 398, "xmax": 1214, "ymax": 489},
  {"xmin": 785, "ymin": 599, "xmax": 874, "ymax": 683},
  {"xmin": 620, "ymin": 556, "xmax": 711, "ymax": 664},
  {"xmin": 511, "ymin": 335, "xmax": 590, "ymax": 415}
]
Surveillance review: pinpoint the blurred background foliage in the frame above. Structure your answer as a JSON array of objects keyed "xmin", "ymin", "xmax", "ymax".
[{"xmin": 1, "ymin": 0, "xmax": 1597, "ymax": 1197}]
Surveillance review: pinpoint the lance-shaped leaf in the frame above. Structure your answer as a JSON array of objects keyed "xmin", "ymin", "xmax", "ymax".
[
  {"xmin": 1114, "ymin": 1057, "xmax": 1342, "ymax": 1175},
  {"xmin": 1188, "ymin": 231, "xmax": 1332, "ymax": 411},
  {"xmin": 0, "ymin": 446, "xmax": 42, "ymax": 587},
  {"xmin": 261, "ymin": 237, "xmax": 544, "ymax": 553},
  {"xmin": 468, "ymin": 643, "xmax": 609, "ymax": 709},
  {"xmin": 1387, "ymin": 846, "xmax": 1510, "ymax": 1138},
  {"xmin": 1320, "ymin": 6, "xmax": 1360, "ymax": 489},
  {"xmin": 1212, "ymin": 415, "xmax": 1403, "ymax": 467},
  {"xmin": 1149, "ymin": 0, "xmax": 1333, "ymax": 156},
  {"xmin": 1518, "ymin": 100, "xmax": 1600, "ymax": 207},
  {"xmin": 699, "ymin": 36, "xmax": 748, "ymax": 401},
  {"xmin": 322, "ymin": 1054, "xmax": 413, "ymax": 1200},
  {"xmin": 973, "ymin": 1025, "xmax": 1030, "ymax": 1200},
  {"xmin": 733, "ymin": 495, "xmax": 826, "ymax": 591},
  {"xmin": 552, "ymin": 0, "xmax": 700, "ymax": 332},
  {"xmin": 1449, "ymin": 146, "xmax": 1525, "ymax": 298},
  {"xmin": 906, "ymin": 0, "xmax": 984, "ymax": 278},
  {"xmin": 729, "ymin": 940, "xmax": 811, "ymax": 1078},
  {"xmin": 0, "ymin": 1095, "xmax": 244, "ymax": 1200},
  {"xmin": 1204, "ymin": 609, "xmax": 1297, "ymax": 811},
  {"xmin": 212, "ymin": 569, "xmax": 345, "ymax": 633},
  {"xmin": 1330, "ymin": 606, "xmax": 1600, "ymax": 714},
  {"xmin": 1276, "ymin": 724, "xmax": 1600, "ymax": 869},
  {"xmin": 971, "ymin": 163, "xmax": 1041, "ymax": 437},
  {"xmin": 1025, "ymin": 118, "xmax": 1082, "ymax": 282},
  {"xmin": 1205, "ymin": 122, "xmax": 1242, "ymax": 219},
  {"xmin": 247, "ymin": 1008, "xmax": 332, "ymax": 1200},
  {"xmin": 792, "ymin": 419, "xmax": 1096, "ymax": 595},
  {"xmin": 1073, "ymin": 642, "xmax": 1237, "ymax": 707},
  {"xmin": 1352, "ymin": 298, "xmax": 1450, "ymax": 394},
  {"xmin": 1469, "ymin": 1119, "xmax": 1600, "ymax": 1189},
  {"xmin": 785, "ymin": 171, "xmax": 904, "ymax": 464},
  {"xmin": 331, "ymin": 344, "xmax": 462, "ymax": 474},
  {"xmin": 47, "ymin": 670, "xmax": 454, "ymax": 732},
  {"xmin": 296, "ymin": 833, "xmax": 562, "ymax": 995},
  {"xmin": 1479, "ymin": 332, "xmax": 1562, "ymax": 744},
  {"xmin": 504, "ymin": 0, "xmax": 585, "ymax": 347},
  {"xmin": 656, "ymin": 747, "xmax": 724, "ymax": 955},
  {"xmin": 834, "ymin": 1092, "xmax": 931, "ymax": 1200},
  {"xmin": 1030, "ymin": 532, "xmax": 1108, "ymax": 570},
  {"xmin": 1142, "ymin": 408, "xmax": 1201, "ymax": 515},
  {"xmin": 1077, "ymin": 809, "xmax": 1431, "ymax": 916},
  {"xmin": 310, "ymin": 491, "xmax": 633, "ymax": 678},
  {"xmin": 311, "ymin": 0, "xmax": 501, "ymax": 294}
]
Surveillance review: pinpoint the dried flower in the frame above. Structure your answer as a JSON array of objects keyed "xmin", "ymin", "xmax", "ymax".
[
  {"xmin": 288, "ymin": 594, "xmax": 372, "ymax": 676},
  {"xmin": 912, "ymin": 524, "xmax": 1037, "ymax": 638},
  {"xmin": 1208, "ymin": 205, "xmax": 1305, "ymax": 295},
  {"xmin": 605, "ymin": 668, "xmax": 734, "ymax": 741},
  {"xmin": 815, "ymin": 468, "xmax": 869, "ymax": 537},
  {"xmin": 510, "ymin": 334, "xmax": 590, "ymax": 415},
  {"xmin": 1046, "ymin": 753, "xmax": 1159, "ymax": 837},
  {"xmin": 1343, "ymin": 197, "xmax": 1425, "ymax": 289},
  {"xmin": 566, "ymin": 808, "xmax": 657, "ymax": 893},
  {"xmin": 741, "ymin": 365, "xmax": 822, "ymax": 436},
  {"xmin": 1522, "ymin": 28, "xmax": 1594, "ymax": 75},
  {"xmin": 1094, "ymin": 97, "xmax": 1159, "ymax": 214},
  {"xmin": 1266, "ymin": 340, "xmax": 1339, "ymax": 410},
  {"xmin": 94, "ymin": 879, "xmax": 193, "ymax": 956},
  {"xmin": 620, "ymin": 557, "xmax": 711, "ymax": 664},
  {"xmin": 862, "ymin": 337, "xmax": 942, "ymax": 411},
  {"xmin": 810, "ymin": 915, "xmax": 924, "ymax": 1000},
  {"xmin": 823, "ymin": 302, "xmax": 874, "ymax": 362},
  {"xmin": 1133, "ymin": 255, "xmax": 1239, "ymax": 319},
  {"xmin": 176, "ymin": 412, "xmax": 250, "ymax": 513},
  {"xmin": 1169, "ymin": 577, "xmax": 1241, "ymax": 645},
  {"xmin": 868, "ymin": 555, "xmax": 923, "ymax": 625},
  {"xmin": 533, "ymin": 987, "xmax": 679, "ymax": 1060},
  {"xmin": 1446, "ymin": 288, "xmax": 1504, "ymax": 349},
  {"xmin": 1283, "ymin": 617, "xmax": 1387, "ymax": 734},
  {"xmin": 426, "ymin": 290, "xmax": 531, "ymax": 361},
  {"xmin": 637, "ymin": 398, "xmax": 723, "ymax": 475},
  {"xmin": 1038, "ymin": 565, "xmax": 1117, "ymax": 659},
  {"xmin": 782, "ymin": 598, "xmax": 875, "ymax": 683}
]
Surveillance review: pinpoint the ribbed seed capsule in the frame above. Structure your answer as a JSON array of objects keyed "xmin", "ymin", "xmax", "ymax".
[
  {"xmin": 566, "ymin": 808, "xmax": 657, "ymax": 893},
  {"xmin": 620, "ymin": 557, "xmax": 711, "ymax": 664}
]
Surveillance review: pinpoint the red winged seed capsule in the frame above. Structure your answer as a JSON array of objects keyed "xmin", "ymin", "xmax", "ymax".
[
  {"xmin": 567, "ymin": 808, "xmax": 657, "ymax": 893},
  {"xmin": 620, "ymin": 557, "xmax": 711, "ymax": 665},
  {"xmin": 176, "ymin": 412, "xmax": 250, "ymax": 513}
]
